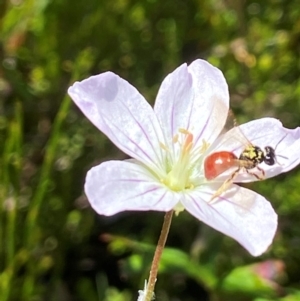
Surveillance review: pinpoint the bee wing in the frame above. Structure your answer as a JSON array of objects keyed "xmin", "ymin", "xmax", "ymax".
[{"xmin": 208, "ymin": 124, "xmax": 250, "ymax": 155}]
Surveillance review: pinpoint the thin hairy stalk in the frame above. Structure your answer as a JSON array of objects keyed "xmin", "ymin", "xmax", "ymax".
[{"xmin": 145, "ymin": 210, "xmax": 174, "ymax": 301}]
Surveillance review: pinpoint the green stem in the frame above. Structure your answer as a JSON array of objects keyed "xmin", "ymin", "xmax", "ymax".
[{"xmin": 145, "ymin": 210, "xmax": 174, "ymax": 301}]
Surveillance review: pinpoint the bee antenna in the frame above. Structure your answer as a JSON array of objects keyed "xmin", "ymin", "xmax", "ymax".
[
  {"xmin": 274, "ymin": 132, "xmax": 288, "ymax": 151},
  {"xmin": 275, "ymin": 154, "xmax": 287, "ymax": 166},
  {"xmin": 273, "ymin": 132, "xmax": 289, "ymax": 166}
]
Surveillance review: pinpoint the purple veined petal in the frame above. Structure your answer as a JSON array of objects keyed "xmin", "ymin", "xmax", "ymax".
[
  {"xmin": 85, "ymin": 160, "xmax": 180, "ymax": 216},
  {"xmin": 182, "ymin": 184, "xmax": 277, "ymax": 256},
  {"xmin": 210, "ymin": 118, "xmax": 285, "ymax": 153},
  {"xmin": 279, "ymin": 126, "xmax": 300, "ymax": 173},
  {"xmin": 209, "ymin": 118, "xmax": 300, "ymax": 182},
  {"xmin": 154, "ymin": 59, "xmax": 229, "ymax": 152},
  {"xmin": 188, "ymin": 60, "xmax": 230, "ymax": 146},
  {"xmin": 68, "ymin": 72, "xmax": 166, "ymax": 173}
]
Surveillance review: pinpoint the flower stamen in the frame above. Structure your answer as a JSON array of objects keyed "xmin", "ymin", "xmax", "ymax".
[
  {"xmin": 159, "ymin": 142, "xmax": 169, "ymax": 151},
  {"xmin": 162, "ymin": 129, "xmax": 196, "ymax": 191}
]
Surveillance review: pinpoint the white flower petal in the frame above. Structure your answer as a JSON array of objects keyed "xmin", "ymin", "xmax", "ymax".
[
  {"xmin": 68, "ymin": 72, "xmax": 166, "ymax": 172},
  {"xmin": 209, "ymin": 118, "xmax": 300, "ymax": 182},
  {"xmin": 85, "ymin": 160, "xmax": 180, "ymax": 216},
  {"xmin": 280, "ymin": 126, "xmax": 300, "ymax": 173},
  {"xmin": 154, "ymin": 59, "xmax": 229, "ymax": 149},
  {"xmin": 182, "ymin": 185, "xmax": 277, "ymax": 256}
]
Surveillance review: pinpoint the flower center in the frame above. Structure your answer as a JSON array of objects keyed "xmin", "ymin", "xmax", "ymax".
[{"xmin": 162, "ymin": 129, "xmax": 206, "ymax": 191}]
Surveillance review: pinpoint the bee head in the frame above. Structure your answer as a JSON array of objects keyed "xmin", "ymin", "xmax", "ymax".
[{"xmin": 263, "ymin": 146, "xmax": 276, "ymax": 165}]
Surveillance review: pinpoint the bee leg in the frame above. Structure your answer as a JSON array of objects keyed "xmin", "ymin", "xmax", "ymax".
[
  {"xmin": 209, "ymin": 168, "xmax": 240, "ymax": 203},
  {"xmin": 246, "ymin": 167, "xmax": 265, "ymax": 180},
  {"xmin": 257, "ymin": 166, "xmax": 265, "ymax": 178}
]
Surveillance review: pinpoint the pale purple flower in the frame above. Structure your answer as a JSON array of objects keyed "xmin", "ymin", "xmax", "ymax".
[{"xmin": 68, "ymin": 59, "xmax": 300, "ymax": 256}]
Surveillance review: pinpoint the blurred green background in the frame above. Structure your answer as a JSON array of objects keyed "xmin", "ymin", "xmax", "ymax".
[{"xmin": 1, "ymin": 0, "xmax": 300, "ymax": 300}]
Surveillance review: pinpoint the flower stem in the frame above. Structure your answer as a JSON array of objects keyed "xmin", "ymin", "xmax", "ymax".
[{"xmin": 145, "ymin": 210, "xmax": 174, "ymax": 301}]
